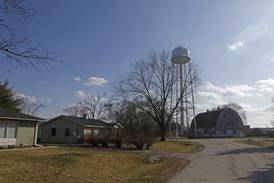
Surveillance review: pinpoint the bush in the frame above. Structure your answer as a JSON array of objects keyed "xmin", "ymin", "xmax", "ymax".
[
  {"xmin": 8, "ymin": 145, "xmax": 15, "ymax": 149},
  {"xmin": 145, "ymin": 137, "xmax": 157, "ymax": 150},
  {"xmin": 134, "ymin": 142, "xmax": 145, "ymax": 150},
  {"xmin": 98, "ymin": 137, "xmax": 108, "ymax": 147},
  {"xmin": 122, "ymin": 137, "xmax": 156, "ymax": 150},
  {"xmin": 90, "ymin": 138, "xmax": 98, "ymax": 147},
  {"xmin": 110, "ymin": 138, "xmax": 122, "ymax": 148}
]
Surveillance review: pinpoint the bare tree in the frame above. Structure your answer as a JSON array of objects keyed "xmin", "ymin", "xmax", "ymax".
[
  {"xmin": 19, "ymin": 98, "xmax": 45, "ymax": 114},
  {"xmin": 63, "ymin": 102, "xmax": 87, "ymax": 117},
  {"xmin": 0, "ymin": 0, "xmax": 60, "ymax": 69},
  {"xmin": 106, "ymin": 100, "xmax": 158, "ymax": 149},
  {"xmin": 114, "ymin": 50, "xmax": 200, "ymax": 141},
  {"xmin": 83, "ymin": 93, "xmax": 107, "ymax": 120},
  {"xmin": 105, "ymin": 100, "xmax": 131, "ymax": 125}
]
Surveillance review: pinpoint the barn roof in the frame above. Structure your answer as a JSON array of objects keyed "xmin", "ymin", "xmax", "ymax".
[
  {"xmin": 0, "ymin": 107, "xmax": 44, "ymax": 121},
  {"xmin": 190, "ymin": 108, "xmax": 226, "ymax": 128}
]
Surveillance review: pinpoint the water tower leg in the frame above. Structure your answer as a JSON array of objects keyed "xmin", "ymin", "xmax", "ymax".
[
  {"xmin": 184, "ymin": 64, "xmax": 189, "ymax": 134},
  {"xmin": 188, "ymin": 61, "xmax": 197, "ymax": 137},
  {"xmin": 169, "ymin": 64, "xmax": 174, "ymax": 137},
  {"xmin": 175, "ymin": 65, "xmax": 179, "ymax": 137},
  {"xmin": 180, "ymin": 64, "xmax": 184, "ymax": 136}
]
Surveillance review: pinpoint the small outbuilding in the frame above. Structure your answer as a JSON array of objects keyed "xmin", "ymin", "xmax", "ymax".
[
  {"xmin": 190, "ymin": 108, "xmax": 244, "ymax": 137},
  {"xmin": 0, "ymin": 107, "xmax": 43, "ymax": 146},
  {"xmin": 39, "ymin": 115, "xmax": 120, "ymax": 144}
]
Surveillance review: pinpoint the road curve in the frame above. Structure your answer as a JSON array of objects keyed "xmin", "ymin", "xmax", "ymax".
[{"xmin": 168, "ymin": 138, "xmax": 274, "ymax": 183}]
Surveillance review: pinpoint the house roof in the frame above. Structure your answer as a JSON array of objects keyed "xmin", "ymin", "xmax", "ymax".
[
  {"xmin": 0, "ymin": 107, "xmax": 44, "ymax": 122},
  {"xmin": 48, "ymin": 115, "xmax": 116, "ymax": 128},
  {"xmin": 190, "ymin": 109, "xmax": 226, "ymax": 128}
]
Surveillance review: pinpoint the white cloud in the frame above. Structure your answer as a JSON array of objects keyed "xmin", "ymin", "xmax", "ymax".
[
  {"xmin": 228, "ymin": 23, "xmax": 269, "ymax": 51},
  {"xmin": 255, "ymin": 78, "xmax": 274, "ymax": 86},
  {"xmin": 228, "ymin": 41, "xmax": 244, "ymax": 51},
  {"xmin": 84, "ymin": 76, "xmax": 107, "ymax": 86},
  {"xmin": 200, "ymin": 82, "xmax": 255, "ymax": 98},
  {"xmin": 265, "ymin": 56, "xmax": 274, "ymax": 63},
  {"xmin": 14, "ymin": 93, "xmax": 37, "ymax": 103},
  {"xmin": 73, "ymin": 77, "xmax": 81, "ymax": 82},
  {"xmin": 255, "ymin": 78, "xmax": 274, "ymax": 92},
  {"xmin": 14, "ymin": 93, "xmax": 51, "ymax": 106},
  {"xmin": 197, "ymin": 79, "xmax": 274, "ymax": 127},
  {"xmin": 74, "ymin": 90, "xmax": 87, "ymax": 98},
  {"xmin": 40, "ymin": 97, "xmax": 51, "ymax": 105}
]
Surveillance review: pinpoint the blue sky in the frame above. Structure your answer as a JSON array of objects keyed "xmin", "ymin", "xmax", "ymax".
[{"xmin": 1, "ymin": 0, "xmax": 274, "ymax": 127}]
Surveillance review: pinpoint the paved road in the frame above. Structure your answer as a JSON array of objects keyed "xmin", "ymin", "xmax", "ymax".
[{"xmin": 168, "ymin": 138, "xmax": 274, "ymax": 183}]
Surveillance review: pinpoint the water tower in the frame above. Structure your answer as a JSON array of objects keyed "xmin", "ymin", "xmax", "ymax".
[{"xmin": 170, "ymin": 46, "xmax": 197, "ymax": 137}]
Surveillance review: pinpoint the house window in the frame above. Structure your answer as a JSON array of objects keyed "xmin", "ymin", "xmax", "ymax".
[
  {"xmin": 6, "ymin": 122, "xmax": 16, "ymax": 138},
  {"xmin": 0, "ymin": 122, "xmax": 17, "ymax": 138},
  {"xmin": 51, "ymin": 128, "xmax": 56, "ymax": 136},
  {"xmin": 65, "ymin": 128, "xmax": 70, "ymax": 136},
  {"xmin": 93, "ymin": 129, "xmax": 99, "ymax": 136},
  {"xmin": 0, "ymin": 122, "xmax": 7, "ymax": 138}
]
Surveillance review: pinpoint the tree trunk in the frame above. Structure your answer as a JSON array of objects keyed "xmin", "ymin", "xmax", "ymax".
[{"xmin": 160, "ymin": 122, "xmax": 166, "ymax": 141}]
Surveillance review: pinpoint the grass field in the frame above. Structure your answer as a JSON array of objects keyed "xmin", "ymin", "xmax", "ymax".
[
  {"xmin": 151, "ymin": 141, "xmax": 204, "ymax": 153},
  {"xmin": 237, "ymin": 139, "xmax": 274, "ymax": 148},
  {"xmin": 0, "ymin": 147, "xmax": 188, "ymax": 183}
]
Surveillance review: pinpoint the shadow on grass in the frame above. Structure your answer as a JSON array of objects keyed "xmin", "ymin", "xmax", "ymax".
[
  {"xmin": 217, "ymin": 146, "xmax": 274, "ymax": 155},
  {"xmin": 236, "ymin": 161, "xmax": 274, "ymax": 183}
]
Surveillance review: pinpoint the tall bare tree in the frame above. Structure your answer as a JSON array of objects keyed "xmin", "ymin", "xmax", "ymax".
[
  {"xmin": 83, "ymin": 93, "xmax": 107, "ymax": 120},
  {"xmin": 105, "ymin": 100, "xmax": 129, "ymax": 125},
  {"xmin": 18, "ymin": 97, "xmax": 45, "ymax": 115},
  {"xmin": 63, "ymin": 102, "xmax": 87, "ymax": 117},
  {"xmin": 0, "ymin": 0, "xmax": 60, "ymax": 69},
  {"xmin": 114, "ymin": 50, "xmax": 200, "ymax": 141}
]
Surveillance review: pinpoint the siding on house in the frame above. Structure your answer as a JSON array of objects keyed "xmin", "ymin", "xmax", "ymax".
[
  {"xmin": 40, "ymin": 117, "xmax": 82, "ymax": 144},
  {"xmin": 39, "ymin": 115, "xmax": 117, "ymax": 144},
  {"xmin": 16, "ymin": 121, "xmax": 36, "ymax": 146},
  {"xmin": 0, "ymin": 108, "xmax": 42, "ymax": 146},
  {"xmin": 0, "ymin": 138, "xmax": 16, "ymax": 146}
]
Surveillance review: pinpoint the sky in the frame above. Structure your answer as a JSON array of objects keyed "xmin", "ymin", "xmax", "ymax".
[{"xmin": 1, "ymin": 0, "xmax": 274, "ymax": 127}]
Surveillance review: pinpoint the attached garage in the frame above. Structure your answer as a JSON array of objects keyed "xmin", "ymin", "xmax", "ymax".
[{"xmin": 0, "ymin": 107, "xmax": 44, "ymax": 146}]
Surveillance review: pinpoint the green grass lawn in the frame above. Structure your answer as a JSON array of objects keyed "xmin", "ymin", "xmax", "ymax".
[
  {"xmin": 0, "ymin": 147, "xmax": 188, "ymax": 183},
  {"xmin": 151, "ymin": 141, "xmax": 204, "ymax": 153},
  {"xmin": 237, "ymin": 139, "xmax": 274, "ymax": 148}
]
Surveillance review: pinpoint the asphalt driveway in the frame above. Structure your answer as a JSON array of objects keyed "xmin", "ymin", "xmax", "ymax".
[{"xmin": 168, "ymin": 138, "xmax": 274, "ymax": 183}]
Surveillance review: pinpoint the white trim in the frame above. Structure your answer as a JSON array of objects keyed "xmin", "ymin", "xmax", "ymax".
[
  {"xmin": 0, "ymin": 117, "xmax": 43, "ymax": 122},
  {"xmin": 34, "ymin": 124, "xmax": 38, "ymax": 146},
  {"xmin": 0, "ymin": 138, "xmax": 16, "ymax": 146}
]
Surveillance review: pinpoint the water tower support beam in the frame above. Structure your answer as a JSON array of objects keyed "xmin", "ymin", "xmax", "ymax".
[
  {"xmin": 179, "ymin": 64, "xmax": 185, "ymax": 136},
  {"xmin": 189, "ymin": 61, "xmax": 197, "ymax": 137},
  {"xmin": 175, "ymin": 65, "xmax": 179, "ymax": 137}
]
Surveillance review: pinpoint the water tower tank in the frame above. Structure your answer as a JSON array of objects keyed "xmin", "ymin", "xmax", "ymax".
[{"xmin": 171, "ymin": 46, "xmax": 191, "ymax": 64}]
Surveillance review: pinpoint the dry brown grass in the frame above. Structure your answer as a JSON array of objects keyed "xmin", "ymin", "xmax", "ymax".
[
  {"xmin": 237, "ymin": 139, "xmax": 274, "ymax": 148},
  {"xmin": 0, "ymin": 147, "xmax": 188, "ymax": 183},
  {"xmin": 151, "ymin": 141, "xmax": 204, "ymax": 153}
]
